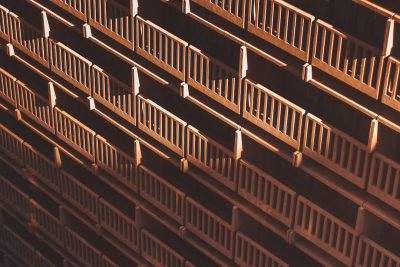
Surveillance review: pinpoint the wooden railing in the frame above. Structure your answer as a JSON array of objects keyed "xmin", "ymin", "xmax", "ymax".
[
  {"xmin": 188, "ymin": 46, "xmax": 242, "ymax": 114},
  {"xmin": 185, "ymin": 197, "xmax": 234, "ymax": 258},
  {"xmin": 49, "ymin": 40, "xmax": 92, "ymax": 95},
  {"xmin": 367, "ymin": 152, "xmax": 400, "ymax": 212},
  {"xmin": 191, "ymin": 0, "xmax": 247, "ymax": 28},
  {"xmin": 186, "ymin": 125, "xmax": 237, "ymax": 190},
  {"xmin": 138, "ymin": 165, "xmax": 185, "ymax": 224},
  {"xmin": 248, "ymin": 0, "xmax": 314, "ymax": 61},
  {"xmin": 141, "ymin": 229, "xmax": 186, "ymax": 267},
  {"xmin": 312, "ymin": 20, "xmax": 384, "ymax": 99},
  {"xmin": 243, "ymin": 79, "xmax": 305, "ymax": 149},
  {"xmin": 64, "ymin": 227, "xmax": 102, "ymax": 267},
  {"xmin": 55, "ymin": 108, "xmax": 96, "ymax": 161},
  {"xmin": 0, "ymin": 124, "xmax": 25, "ymax": 166},
  {"xmin": 303, "ymin": 114, "xmax": 369, "ymax": 189},
  {"xmin": 0, "ymin": 174, "xmax": 30, "ymax": 220},
  {"xmin": 237, "ymin": 159, "xmax": 296, "ymax": 226},
  {"xmin": 91, "ymin": 65, "xmax": 136, "ymax": 124},
  {"xmin": 88, "ymin": 0, "xmax": 133, "ymax": 48},
  {"xmin": 0, "ymin": 67, "xmax": 17, "ymax": 107},
  {"xmin": 99, "ymin": 198, "xmax": 139, "ymax": 252},
  {"xmin": 30, "ymin": 200, "xmax": 64, "ymax": 246},
  {"xmin": 137, "ymin": 95, "xmax": 187, "ymax": 156},
  {"xmin": 294, "ymin": 196, "xmax": 356, "ymax": 266},
  {"xmin": 60, "ymin": 171, "xmax": 99, "ymax": 221},
  {"xmin": 8, "ymin": 13, "xmax": 49, "ymax": 67},
  {"xmin": 16, "ymin": 81, "xmax": 55, "ymax": 133},
  {"xmin": 23, "ymin": 142, "xmax": 61, "ymax": 193},
  {"xmin": 355, "ymin": 236, "xmax": 400, "ymax": 267},
  {"xmin": 382, "ymin": 57, "xmax": 400, "ymax": 112},
  {"xmin": 235, "ymin": 232, "xmax": 288, "ymax": 267},
  {"xmin": 95, "ymin": 135, "xmax": 137, "ymax": 191},
  {"xmin": 136, "ymin": 16, "xmax": 188, "ymax": 80},
  {"xmin": 0, "ymin": 5, "xmax": 9, "ymax": 41},
  {"xmin": 50, "ymin": 0, "xmax": 87, "ymax": 21}
]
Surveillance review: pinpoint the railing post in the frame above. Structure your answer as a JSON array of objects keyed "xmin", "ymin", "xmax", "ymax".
[
  {"xmin": 130, "ymin": 0, "xmax": 139, "ymax": 17},
  {"xmin": 180, "ymin": 82, "xmax": 189, "ymax": 98},
  {"xmin": 54, "ymin": 147, "xmax": 62, "ymax": 168},
  {"xmin": 132, "ymin": 66, "xmax": 140, "ymax": 96},
  {"xmin": 292, "ymin": 151, "xmax": 303, "ymax": 167},
  {"xmin": 232, "ymin": 206, "xmax": 240, "ymax": 231},
  {"xmin": 239, "ymin": 46, "xmax": 248, "ymax": 79},
  {"xmin": 6, "ymin": 44, "xmax": 14, "ymax": 57},
  {"xmin": 367, "ymin": 118, "xmax": 378, "ymax": 153},
  {"xmin": 234, "ymin": 129, "xmax": 243, "ymax": 160},
  {"xmin": 302, "ymin": 63, "xmax": 312, "ymax": 82},
  {"xmin": 48, "ymin": 82, "xmax": 56, "ymax": 108},
  {"xmin": 88, "ymin": 96, "xmax": 96, "ymax": 110},
  {"xmin": 134, "ymin": 140, "xmax": 142, "ymax": 166},
  {"xmin": 383, "ymin": 18, "xmax": 394, "ymax": 57},
  {"xmin": 182, "ymin": 0, "xmax": 191, "ymax": 14},
  {"xmin": 41, "ymin": 11, "xmax": 50, "ymax": 38},
  {"xmin": 83, "ymin": 23, "xmax": 92, "ymax": 39},
  {"xmin": 180, "ymin": 158, "xmax": 189, "ymax": 173}
]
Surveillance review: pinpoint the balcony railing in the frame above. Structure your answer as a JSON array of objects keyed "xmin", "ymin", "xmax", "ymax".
[
  {"xmin": 186, "ymin": 125, "xmax": 237, "ymax": 190},
  {"xmin": 55, "ymin": 108, "xmax": 96, "ymax": 161},
  {"xmin": 235, "ymin": 232, "xmax": 288, "ymax": 267},
  {"xmin": 137, "ymin": 95, "xmax": 187, "ymax": 156},
  {"xmin": 192, "ymin": 0, "xmax": 247, "ymax": 28},
  {"xmin": 135, "ymin": 16, "xmax": 187, "ymax": 80},
  {"xmin": 248, "ymin": 0, "xmax": 314, "ymax": 61},
  {"xmin": 50, "ymin": 0, "xmax": 88, "ymax": 21},
  {"xmin": 99, "ymin": 198, "xmax": 139, "ymax": 252},
  {"xmin": 49, "ymin": 40, "xmax": 92, "ymax": 95},
  {"xmin": 382, "ymin": 57, "xmax": 400, "ymax": 112},
  {"xmin": 367, "ymin": 152, "xmax": 400, "ymax": 212},
  {"xmin": 0, "ymin": 124, "xmax": 25, "ymax": 166},
  {"xmin": 60, "ymin": 171, "xmax": 99, "ymax": 221},
  {"xmin": 243, "ymin": 79, "xmax": 305, "ymax": 149},
  {"xmin": 295, "ymin": 196, "xmax": 356, "ymax": 266},
  {"xmin": 138, "ymin": 165, "xmax": 185, "ymax": 224},
  {"xmin": 95, "ymin": 135, "xmax": 137, "ymax": 191},
  {"xmin": 16, "ymin": 81, "xmax": 55, "ymax": 133},
  {"xmin": 0, "ymin": 67, "xmax": 17, "ymax": 107},
  {"xmin": 188, "ymin": 45, "xmax": 242, "ymax": 114},
  {"xmin": 237, "ymin": 159, "xmax": 296, "ymax": 226},
  {"xmin": 303, "ymin": 114, "xmax": 370, "ymax": 189},
  {"xmin": 91, "ymin": 65, "xmax": 136, "ymax": 124},
  {"xmin": 312, "ymin": 20, "xmax": 384, "ymax": 99},
  {"xmin": 0, "ymin": 174, "xmax": 30, "ymax": 220},
  {"xmin": 185, "ymin": 197, "xmax": 234, "ymax": 258},
  {"xmin": 355, "ymin": 236, "xmax": 400, "ymax": 267},
  {"xmin": 141, "ymin": 229, "xmax": 186, "ymax": 267},
  {"xmin": 0, "ymin": 5, "xmax": 9, "ymax": 41},
  {"xmin": 88, "ymin": 0, "xmax": 133, "ymax": 48},
  {"xmin": 8, "ymin": 13, "xmax": 49, "ymax": 67}
]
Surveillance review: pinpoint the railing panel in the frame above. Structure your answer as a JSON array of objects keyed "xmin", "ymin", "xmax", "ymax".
[
  {"xmin": 64, "ymin": 227, "xmax": 102, "ymax": 267},
  {"xmin": 23, "ymin": 142, "xmax": 60, "ymax": 193},
  {"xmin": 185, "ymin": 197, "xmax": 234, "ymax": 258},
  {"xmin": 49, "ymin": 40, "xmax": 92, "ymax": 95},
  {"xmin": 243, "ymin": 79, "xmax": 305, "ymax": 149},
  {"xmin": 30, "ymin": 200, "xmax": 64, "ymax": 246},
  {"xmin": 141, "ymin": 229, "xmax": 186, "ymax": 267},
  {"xmin": 0, "ymin": 5, "xmax": 9, "ymax": 41},
  {"xmin": 294, "ymin": 196, "xmax": 356, "ymax": 265},
  {"xmin": 367, "ymin": 152, "xmax": 400, "ymax": 212},
  {"xmin": 60, "ymin": 171, "xmax": 99, "ymax": 221},
  {"xmin": 50, "ymin": 0, "xmax": 87, "ymax": 21},
  {"xmin": 99, "ymin": 198, "xmax": 139, "ymax": 252},
  {"xmin": 186, "ymin": 125, "xmax": 237, "ymax": 190},
  {"xmin": 8, "ymin": 13, "xmax": 49, "ymax": 67},
  {"xmin": 248, "ymin": 0, "xmax": 314, "ymax": 61},
  {"xmin": 0, "ymin": 67, "xmax": 17, "ymax": 107},
  {"xmin": 355, "ymin": 236, "xmax": 400, "ymax": 267},
  {"xmin": 235, "ymin": 232, "xmax": 288, "ymax": 267},
  {"xmin": 0, "ymin": 175, "xmax": 30, "ymax": 220},
  {"xmin": 1, "ymin": 226, "xmax": 37, "ymax": 266},
  {"xmin": 95, "ymin": 135, "xmax": 137, "ymax": 191},
  {"xmin": 237, "ymin": 159, "xmax": 296, "ymax": 226},
  {"xmin": 16, "ymin": 81, "xmax": 55, "ymax": 133},
  {"xmin": 187, "ymin": 46, "xmax": 242, "ymax": 114},
  {"xmin": 382, "ymin": 57, "xmax": 400, "ymax": 112},
  {"xmin": 0, "ymin": 124, "xmax": 25, "ymax": 166},
  {"xmin": 91, "ymin": 66, "xmax": 135, "ymax": 124},
  {"xmin": 55, "ymin": 108, "xmax": 96, "ymax": 161},
  {"xmin": 88, "ymin": 0, "xmax": 133, "ymax": 48},
  {"xmin": 138, "ymin": 165, "xmax": 185, "ymax": 224},
  {"xmin": 135, "ymin": 16, "xmax": 187, "ymax": 80},
  {"xmin": 137, "ymin": 95, "xmax": 186, "ymax": 156},
  {"xmin": 303, "ymin": 113, "xmax": 369, "ymax": 188},
  {"xmin": 191, "ymin": 0, "xmax": 246, "ymax": 28},
  {"xmin": 312, "ymin": 20, "xmax": 384, "ymax": 99}
]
